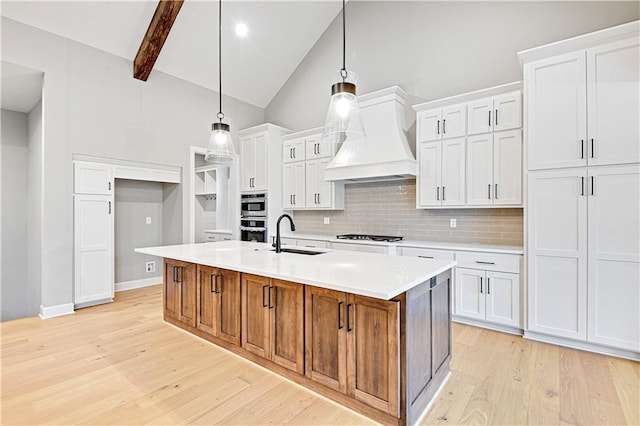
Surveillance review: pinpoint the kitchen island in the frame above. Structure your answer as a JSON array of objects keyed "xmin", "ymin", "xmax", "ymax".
[{"xmin": 136, "ymin": 241, "xmax": 456, "ymax": 425}]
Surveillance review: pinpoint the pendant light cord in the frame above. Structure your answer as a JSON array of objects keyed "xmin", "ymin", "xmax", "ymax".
[
  {"xmin": 340, "ymin": 0, "xmax": 347, "ymax": 81},
  {"xmin": 217, "ymin": 0, "xmax": 224, "ymax": 122}
]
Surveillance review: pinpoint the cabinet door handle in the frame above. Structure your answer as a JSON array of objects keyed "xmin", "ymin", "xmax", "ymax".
[
  {"xmin": 268, "ymin": 286, "xmax": 275, "ymax": 309},
  {"xmin": 591, "ymin": 176, "xmax": 595, "ymax": 196},
  {"xmin": 317, "ymin": 193, "xmax": 320, "ymax": 204},
  {"xmin": 581, "ymin": 177, "xmax": 585, "ymax": 196},
  {"xmin": 495, "ymin": 184, "xmax": 498, "ymax": 200},
  {"xmin": 487, "ymin": 277, "xmax": 491, "ymax": 294},
  {"xmin": 442, "ymin": 186, "xmax": 446, "ymax": 201},
  {"xmin": 475, "ymin": 261, "xmax": 495, "ymax": 265},
  {"xmin": 418, "ymin": 255, "xmax": 434, "ymax": 259},
  {"xmin": 590, "ymin": 139, "xmax": 595, "ymax": 159},
  {"xmin": 443, "ymin": 119, "xmax": 446, "ymax": 134},
  {"xmin": 346, "ymin": 303, "xmax": 353, "ymax": 332},
  {"xmin": 580, "ymin": 139, "xmax": 585, "ymax": 159},
  {"xmin": 436, "ymin": 186, "xmax": 440, "ymax": 201},
  {"xmin": 108, "ymin": 182, "xmax": 111, "ymax": 191},
  {"xmin": 480, "ymin": 276, "xmax": 483, "ymax": 294},
  {"xmin": 178, "ymin": 267, "xmax": 183, "ymax": 283},
  {"xmin": 437, "ymin": 120, "xmax": 440, "ymax": 135},
  {"xmin": 495, "ymin": 109, "xmax": 498, "ymax": 126},
  {"xmin": 488, "ymin": 184, "xmax": 491, "ymax": 199},
  {"xmin": 172, "ymin": 266, "xmax": 177, "ymax": 283},
  {"xmin": 210, "ymin": 274, "xmax": 216, "ymax": 293},
  {"xmin": 488, "ymin": 110, "xmax": 491, "ymax": 127},
  {"xmin": 316, "ymin": 143, "xmax": 321, "ymax": 155},
  {"xmin": 108, "ymin": 201, "xmax": 111, "ymax": 214},
  {"xmin": 338, "ymin": 301, "xmax": 344, "ymax": 330},
  {"xmin": 293, "ymin": 147, "xmax": 296, "ymax": 158},
  {"xmin": 293, "ymin": 194, "xmax": 296, "ymax": 205},
  {"xmin": 262, "ymin": 285, "xmax": 268, "ymax": 307}
]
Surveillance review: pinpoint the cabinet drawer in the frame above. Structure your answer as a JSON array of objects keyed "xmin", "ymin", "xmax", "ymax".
[
  {"xmin": 455, "ymin": 251, "xmax": 520, "ymax": 273},
  {"xmin": 296, "ymin": 239, "xmax": 330, "ymax": 249},
  {"xmin": 399, "ymin": 247, "xmax": 455, "ymax": 261},
  {"xmin": 331, "ymin": 242, "xmax": 388, "ymax": 254}
]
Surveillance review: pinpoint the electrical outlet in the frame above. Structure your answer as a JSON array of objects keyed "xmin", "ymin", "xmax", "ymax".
[
  {"xmin": 450, "ymin": 218, "xmax": 457, "ymax": 228},
  {"xmin": 146, "ymin": 217, "xmax": 152, "ymax": 225},
  {"xmin": 323, "ymin": 217, "xmax": 330, "ymax": 225},
  {"xmin": 145, "ymin": 261, "xmax": 155, "ymax": 273}
]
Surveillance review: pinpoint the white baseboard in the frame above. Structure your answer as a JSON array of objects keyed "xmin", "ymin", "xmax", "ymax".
[
  {"xmin": 524, "ymin": 330, "xmax": 640, "ymax": 361},
  {"xmin": 452, "ymin": 315, "xmax": 523, "ymax": 336},
  {"xmin": 115, "ymin": 276, "xmax": 162, "ymax": 292},
  {"xmin": 39, "ymin": 303, "xmax": 75, "ymax": 319}
]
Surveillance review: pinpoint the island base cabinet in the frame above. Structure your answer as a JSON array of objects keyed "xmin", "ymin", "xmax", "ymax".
[
  {"xmin": 196, "ymin": 265, "xmax": 241, "ymax": 346},
  {"xmin": 163, "ymin": 259, "xmax": 196, "ymax": 327},
  {"xmin": 241, "ymin": 275, "xmax": 304, "ymax": 374}
]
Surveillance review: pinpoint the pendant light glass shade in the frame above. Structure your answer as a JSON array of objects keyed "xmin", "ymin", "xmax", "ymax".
[
  {"xmin": 205, "ymin": 122, "xmax": 235, "ymax": 165},
  {"xmin": 322, "ymin": 79, "xmax": 366, "ymax": 145}
]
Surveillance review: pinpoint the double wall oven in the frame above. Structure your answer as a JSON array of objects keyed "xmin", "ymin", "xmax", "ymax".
[{"xmin": 240, "ymin": 193, "xmax": 267, "ymax": 242}]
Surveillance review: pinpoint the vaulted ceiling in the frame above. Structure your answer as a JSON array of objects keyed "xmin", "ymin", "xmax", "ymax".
[{"xmin": 1, "ymin": 1, "xmax": 343, "ymax": 108}]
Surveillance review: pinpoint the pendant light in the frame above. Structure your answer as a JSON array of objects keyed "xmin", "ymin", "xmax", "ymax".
[
  {"xmin": 321, "ymin": 0, "xmax": 365, "ymax": 145},
  {"xmin": 205, "ymin": 0, "xmax": 236, "ymax": 165}
]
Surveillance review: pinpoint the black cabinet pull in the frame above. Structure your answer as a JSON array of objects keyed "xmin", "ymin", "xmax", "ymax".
[
  {"xmin": 293, "ymin": 194, "xmax": 296, "ymax": 205},
  {"xmin": 172, "ymin": 266, "xmax": 177, "ymax": 283},
  {"xmin": 262, "ymin": 285, "xmax": 268, "ymax": 307},
  {"xmin": 591, "ymin": 139, "xmax": 595, "ymax": 158},
  {"xmin": 475, "ymin": 261, "xmax": 495, "ymax": 265},
  {"xmin": 442, "ymin": 186, "xmax": 446, "ymax": 201},
  {"xmin": 338, "ymin": 301, "xmax": 344, "ymax": 330},
  {"xmin": 108, "ymin": 201, "xmax": 111, "ymax": 214},
  {"xmin": 580, "ymin": 139, "xmax": 585, "ymax": 159},
  {"xmin": 293, "ymin": 147, "xmax": 296, "ymax": 158},
  {"xmin": 437, "ymin": 120, "xmax": 440, "ymax": 135},
  {"xmin": 108, "ymin": 182, "xmax": 111, "ymax": 191},
  {"xmin": 488, "ymin": 184, "xmax": 491, "ymax": 199},
  {"xmin": 443, "ymin": 119, "xmax": 447, "ymax": 134},
  {"xmin": 436, "ymin": 186, "xmax": 440, "ymax": 201},
  {"xmin": 495, "ymin": 109, "xmax": 498, "ymax": 126},
  {"xmin": 487, "ymin": 278, "xmax": 491, "ymax": 294},
  {"xmin": 495, "ymin": 184, "xmax": 498, "ymax": 200},
  {"xmin": 268, "ymin": 286, "xmax": 275, "ymax": 309},
  {"xmin": 488, "ymin": 110, "xmax": 491, "ymax": 127},
  {"xmin": 346, "ymin": 303, "xmax": 353, "ymax": 332},
  {"xmin": 591, "ymin": 176, "xmax": 595, "ymax": 196},
  {"xmin": 210, "ymin": 274, "xmax": 216, "ymax": 293},
  {"xmin": 480, "ymin": 276, "xmax": 483, "ymax": 294},
  {"xmin": 581, "ymin": 177, "xmax": 585, "ymax": 196},
  {"xmin": 418, "ymin": 255, "xmax": 434, "ymax": 259},
  {"xmin": 317, "ymin": 143, "xmax": 321, "ymax": 155}
]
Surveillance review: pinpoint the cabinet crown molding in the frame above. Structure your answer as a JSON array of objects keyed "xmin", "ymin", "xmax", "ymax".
[{"xmin": 412, "ymin": 82, "xmax": 522, "ymax": 112}]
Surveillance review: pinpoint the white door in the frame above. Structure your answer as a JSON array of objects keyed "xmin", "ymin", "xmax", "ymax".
[
  {"xmin": 282, "ymin": 163, "xmax": 295, "ymax": 209},
  {"xmin": 291, "ymin": 161, "xmax": 306, "ymax": 209},
  {"xmin": 306, "ymin": 133, "xmax": 330, "ymax": 159},
  {"xmin": 493, "ymin": 130, "xmax": 522, "ymax": 205},
  {"xmin": 316, "ymin": 157, "xmax": 333, "ymax": 208},
  {"xmin": 441, "ymin": 104, "xmax": 466, "ymax": 139},
  {"xmin": 305, "ymin": 159, "xmax": 320, "ymax": 207},
  {"xmin": 441, "ymin": 137, "xmax": 466, "ymax": 206},
  {"xmin": 240, "ymin": 136, "xmax": 255, "ymax": 191},
  {"xmin": 467, "ymin": 97, "xmax": 493, "ymax": 135},
  {"xmin": 587, "ymin": 165, "xmax": 640, "ymax": 351},
  {"xmin": 527, "ymin": 169, "xmax": 587, "ymax": 340},
  {"xmin": 454, "ymin": 268, "xmax": 485, "ymax": 321},
  {"xmin": 493, "ymin": 91, "xmax": 522, "ymax": 132},
  {"xmin": 466, "ymin": 133, "xmax": 493, "ymax": 205},
  {"xmin": 485, "ymin": 271, "xmax": 520, "ymax": 327},
  {"xmin": 73, "ymin": 162, "xmax": 112, "ymax": 195},
  {"xmin": 74, "ymin": 194, "xmax": 113, "ymax": 306},
  {"xmin": 418, "ymin": 141, "xmax": 442, "ymax": 207},
  {"xmin": 283, "ymin": 138, "xmax": 304, "ymax": 164},
  {"xmin": 252, "ymin": 133, "xmax": 268, "ymax": 191},
  {"xmin": 587, "ymin": 37, "xmax": 640, "ymax": 166},
  {"xmin": 417, "ymin": 109, "xmax": 441, "ymax": 142},
  {"xmin": 525, "ymin": 51, "xmax": 587, "ymax": 170}
]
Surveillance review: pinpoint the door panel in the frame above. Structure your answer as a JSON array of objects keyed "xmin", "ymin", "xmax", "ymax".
[
  {"xmin": 466, "ymin": 134, "xmax": 493, "ymax": 205},
  {"xmin": 240, "ymin": 136, "xmax": 255, "ymax": 191},
  {"xmin": 252, "ymin": 134, "xmax": 268, "ymax": 191},
  {"xmin": 196, "ymin": 265, "xmax": 217, "ymax": 336},
  {"xmin": 218, "ymin": 269, "xmax": 241, "ymax": 345},
  {"xmin": 431, "ymin": 276, "xmax": 451, "ymax": 374},
  {"xmin": 305, "ymin": 159, "xmax": 319, "ymax": 207},
  {"xmin": 493, "ymin": 130, "xmax": 522, "ymax": 205},
  {"xmin": 74, "ymin": 162, "xmax": 112, "ymax": 194},
  {"xmin": 467, "ymin": 97, "xmax": 493, "ymax": 135},
  {"xmin": 418, "ymin": 141, "xmax": 441, "ymax": 207},
  {"xmin": 454, "ymin": 268, "xmax": 484, "ymax": 320},
  {"xmin": 316, "ymin": 157, "xmax": 333, "ymax": 208},
  {"xmin": 164, "ymin": 260, "xmax": 180, "ymax": 320},
  {"xmin": 178, "ymin": 263, "xmax": 197, "ymax": 327},
  {"xmin": 485, "ymin": 271, "xmax": 520, "ymax": 327},
  {"xmin": 441, "ymin": 104, "xmax": 466, "ymax": 139},
  {"xmin": 441, "ymin": 138, "xmax": 466, "ymax": 206},
  {"xmin": 417, "ymin": 109, "xmax": 441, "ymax": 142},
  {"xmin": 494, "ymin": 91, "xmax": 522, "ymax": 132},
  {"xmin": 241, "ymin": 274, "xmax": 270, "ymax": 358},
  {"xmin": 270, "ymin": 279, "xmax": 304, "ymax": 374}
]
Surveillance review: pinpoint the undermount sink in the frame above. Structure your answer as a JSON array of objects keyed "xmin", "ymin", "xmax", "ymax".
[{"xmin": 270, "ymin": 248, "xmax": 325, "ymax": 255}]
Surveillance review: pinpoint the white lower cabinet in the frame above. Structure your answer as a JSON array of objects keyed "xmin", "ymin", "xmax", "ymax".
[
  {"xmin": 74, "ymin": 194, "xmax": 114, "ymax": 307},
  {"xmin": 330, "ymin": 242, "xmax": 388, "ymax": 254}
]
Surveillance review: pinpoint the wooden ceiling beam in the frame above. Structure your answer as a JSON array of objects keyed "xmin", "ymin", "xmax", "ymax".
[{"xmin": 133, "ymin": 0, "xmax": 184, "ymax": 81}]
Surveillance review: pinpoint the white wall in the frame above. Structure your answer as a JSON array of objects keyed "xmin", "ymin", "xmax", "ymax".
[
  {"xmin": 1, "ymin": 17, "xmax": 265, "ymax": 312},
  {"xmin": 26, "ymin": 100, "xmax": 43, "ymax": 318},
  {"xmin": 265, "ymin": 1, "xmax": 640, "ymax": 130},
  {"xmin": 1, "ymin": 109, "xmax": 29, "ymax": 320}
]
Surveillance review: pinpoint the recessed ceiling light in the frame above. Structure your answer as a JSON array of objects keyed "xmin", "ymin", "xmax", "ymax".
[{"xmin": 235, "ymin": 22, "xmax": 248, "ymax": 38}]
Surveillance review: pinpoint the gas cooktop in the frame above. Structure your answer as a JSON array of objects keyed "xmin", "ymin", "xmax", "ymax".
[{"xmin": 336, "ymin": 234, "xmax": 404, "ymax": 242}]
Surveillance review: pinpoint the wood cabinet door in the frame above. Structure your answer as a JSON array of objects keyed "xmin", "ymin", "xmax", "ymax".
[
  {"xmin": 440, "ymin": 104, "xmax": 466, "ymax": 139},
  {"xmin": 417, "ymin": 109, "xmax": 441, "ymax": 142},
  {"xmin": 587, "ymin": 165, "xmax": 640, "ymax": 351},
  {"xmin": 466, "ymin": 133, "xmax": 494, "ymax": 206},
  {"xmin": 241, "ymin": 274, "xmax": 271, "ymax": 358},
  {"xmin": 163, "ymin": 259, "xmax": 180, "ymax": 321},
  {"xmin": 178, "ymin": 262, "xmax": 197, "ymax": 327},
  {"xmin": 196, "ymin": 265, "xmax": 218, "ymax": 336},
  {"xmin": 454, "ymin": 268, "xmax": 485, "ymax": 321},
  {"xmin": 467, "ymin": 97, "xmax": 493, "ymax": 135},
  {"xmin": 485, "ymin": 271, "xmax": 520, "ymax": 328},
  {"xmin": 240, "ymin": 136, "xmax": 255, "ymax": 191},
  {"xmin": 493, "ymin": 130, "xmax": 523, "ymax": 205},
  {"xmin": 270, "ymin": 279, "xmax": 304, "ymax": 374},
  {"xmin": 525, "ymin": 51, "xmax": 587, "ymax": 170},
  {"xmin": 527, "ymin": 169, "xmax": 587, "ymax": 340},
  {"xmin": 417, "ymin": 141, "xmax": 442, "ymax": 207},
  {"xmin": 587, "ymin": 37, "xmax": 640, "ymax": 166},
  {"xmin": 441, "ymin": 137, "xmax": 466, "ymax": 206},
  {"xmin": 347, "ymin": 294, "xmax": 400, "ymax": 417},
  {"xmin": 305, "ymin": 286, "xmax": 347, "ymax": 393},
  {"xmin": 217, "ymin": 269, "xmax": 241, "ymax": 345}
]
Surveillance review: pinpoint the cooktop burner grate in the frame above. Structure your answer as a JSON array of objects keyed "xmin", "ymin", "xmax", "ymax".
[{"xmin": 336, "ymin": 234, "xmax": 404, "ymax": 242}]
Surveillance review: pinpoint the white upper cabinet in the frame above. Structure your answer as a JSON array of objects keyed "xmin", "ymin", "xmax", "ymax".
[
  {"xmin": 466, "ymin": 133, "xmax": 494, "ymax": 206},
  {"xmin": 74, "ymin": 161, "xmax": 113, "ymax": 195},
  {"xmin": 282, "ymin": 137, "xmax": 306, "ymax": 164},
  {"xmin": 587, "ymin": 37, "xmax": 640, "ymax": 166},
  {"xmin": 306, "ymin": 157, "xmax": 336, "ymax": 209},
  {"xmin": 417, "ymin": 104, "xmax": 466, "ymax": 142},
  {"xmin": 282, "ymin": 161, "xmax": 305, "ymax": 209},
  {"xmin": 417, "ymin": 141, "xmax": 441, "ymax": 206},
  {"xmin": 525, "ymin": 35, "xmax": 639, "ymax": 171},
  {"xmin": 440, "ymin": 138, "xmax": 466, "ymax": 206},
  {"xmin": 467, "ymin": 91, "xmax": 521, "ymax": 135},
  {"xmin": 305, "ymin": 133, "xmax": 333, "ymax": 160},
  {"xmin": 240, "ymin": 132, "xmax": 268, "ymax": 192},
  {"xmin": 417, "ymin": 138, "xmax": 465, "ymax": 207}
]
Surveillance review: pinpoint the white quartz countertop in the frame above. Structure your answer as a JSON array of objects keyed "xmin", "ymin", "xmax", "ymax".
[
  {"xmin": 281, "ymin": 233, "xmax": 524, "ymax": 255},
  {"xmin": 135, "ymin": 241, "xmax": 456, "ymax": 300}
]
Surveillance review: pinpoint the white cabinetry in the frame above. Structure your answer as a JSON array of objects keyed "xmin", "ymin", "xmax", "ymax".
[
  {"xmin": 240, "ymin": 132, "xmax": 268, "ymax": 191},
  {"xmin": 454, "ymin": 251, "xmax": 521, "ymax": 329},
  {"xmin": 524, "ymin": 37, "xmax": 639, "ymax": 170},
  {"xmin": 467, "ymin": 130, "xmax": 522, "ymax": 206},
  {"xmin": 398, "ymin": 246, "xmax": 455, "ymax": 261},
  {"xmin": 74, "ymin": 161, "xmax": 113, "ymax": 195},
  {"xmin": 417, "ymin": 104, "xmax": 466, "ymax": 142},
  {"xmin": 281, "ymin": 128, "xmax": 344, "ymax": 210},
  {"xmin": 467, "ymin": 91, "xmax": 522, "ymax": 135},
  {"xmin": 417, "ymin": 138, "xmax": 465, "ymax": 207},
  {"xmin": 330, "ymin": 242, "xmax": 388, "ymax": 254}
]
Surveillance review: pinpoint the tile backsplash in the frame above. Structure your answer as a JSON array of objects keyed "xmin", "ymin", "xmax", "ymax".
[{"xmin": 292, "ymin": 180, "xmax": 523, "ymax": 246}]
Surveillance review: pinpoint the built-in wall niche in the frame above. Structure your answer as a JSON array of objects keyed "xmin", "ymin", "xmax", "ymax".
[{"xmin": 194, "ymin": 164, "xmax": 217, "ymax": 196}]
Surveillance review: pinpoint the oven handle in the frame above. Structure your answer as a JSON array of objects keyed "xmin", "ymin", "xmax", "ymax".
[
  {"xmin": 240, "ymin": 198, "xmax": 266, "ymax": 203},
  {"xmin": 240, "ymin": 226, "xmax": 266, "ymax": 232}
]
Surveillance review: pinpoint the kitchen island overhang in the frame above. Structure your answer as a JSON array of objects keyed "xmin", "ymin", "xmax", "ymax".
[{"xmin": 136, "ymin": 241, "xmax": 456, "ymax": 425}]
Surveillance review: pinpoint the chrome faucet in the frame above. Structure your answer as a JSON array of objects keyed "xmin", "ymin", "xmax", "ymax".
[{"xmin": 274, "ymin": 214, "xmax": 295, "ymax": 253}]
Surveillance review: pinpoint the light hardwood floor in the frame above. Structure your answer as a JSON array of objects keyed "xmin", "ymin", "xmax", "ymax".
[{"xmin": 1, "ymin": 285, "xmax": 638, "ymax": 425}]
